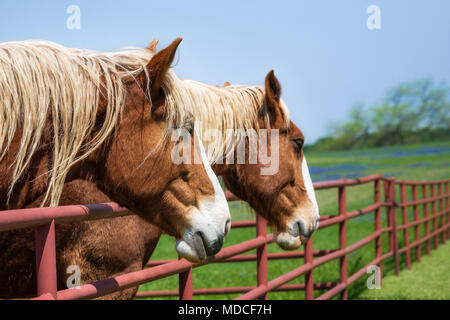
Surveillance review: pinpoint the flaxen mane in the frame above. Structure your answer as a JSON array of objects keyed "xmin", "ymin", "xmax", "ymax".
[
  {"xmin": 179, "ymin": 80, "xmax": 290, "ymax": 164},
  {"xmin": 0, "ymin": 40, "xmax": 191, "ymax": 207},
  {"xmin": 0, "ymin": 40, "xmax": 289, "ymax": 207}
]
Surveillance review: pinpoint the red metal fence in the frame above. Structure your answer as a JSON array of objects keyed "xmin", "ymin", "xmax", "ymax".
[{"xmin": 0, "ymin": 174, "xmax": 448, "ymax": 300}]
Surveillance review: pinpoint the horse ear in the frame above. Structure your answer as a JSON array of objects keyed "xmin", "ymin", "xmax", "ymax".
[
  {"xmin": 146, "ymin": 38, "xmax": 182, "ymax": 98},
  {"xmin": 265, "ymin": 70, "xmax": 281, "ymax": 102},
  {"xmin": 147, "ymin": 38, "xmax": 160, "ymax": 53},
  {"xmin": 264, "ymin": 70, "xmax": 282, "ymax": 124}
]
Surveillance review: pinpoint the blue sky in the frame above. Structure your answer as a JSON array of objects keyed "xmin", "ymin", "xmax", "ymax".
[{"xmin": 1, "ymin": 0, "xmax": 449, "ymax": 143}]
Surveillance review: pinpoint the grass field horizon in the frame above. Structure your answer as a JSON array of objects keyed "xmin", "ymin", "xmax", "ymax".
[{"xmin": 138, "ymin": 140, "xmax": 450, "ymax": 300}]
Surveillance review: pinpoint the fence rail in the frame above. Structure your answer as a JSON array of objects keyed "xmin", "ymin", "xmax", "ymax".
[{"xmin": 0, "ymin": 174, "xmax": 448, "ymax": 300}]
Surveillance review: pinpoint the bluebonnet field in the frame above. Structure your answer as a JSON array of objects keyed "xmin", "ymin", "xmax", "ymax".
[{"xmin": 308, "ymin": 141, "xmax": 450, "ymax": 182}]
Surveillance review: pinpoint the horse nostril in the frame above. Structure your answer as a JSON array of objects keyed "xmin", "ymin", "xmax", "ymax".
[
  {"xmin": 314, "ymin": 217, "xmax": 320, "ymax": 231},
  {"xmin": 224, "ymin": 219, "xmax": 231, "ymax": 237},
  {"xmin": 206, "ymin": 237, "xmax": 223, "ymax": 256},
  {"xmin": 195, "ymin": 231, "xmax": 223, "ymax": 257},
  {"xmin": 295, "ymin": 221, "xmax": 302, "ymax": 237},
  {"xmin": 193, "ymin": 231, "xmax": 207, "ymax": 260},
  {"xmin": 296, "ymin": 219, "xmax": 313, "ymax": 239}
]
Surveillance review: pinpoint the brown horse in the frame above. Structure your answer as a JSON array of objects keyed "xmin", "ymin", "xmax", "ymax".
[
  {"xmin": 0, "ymin": 39, "xmax": 230, "ymax": 264},
  {"xmin": 0, "ymin": 40, "xmax": 319, "ymax": 299},
  {"xmin": 0, "ymin": 180, "xmax": 159, "ymax": 299}
]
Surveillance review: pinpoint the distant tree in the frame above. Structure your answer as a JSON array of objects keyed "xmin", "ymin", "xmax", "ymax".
[
  {"xmin": 417, "ymin": 81, "xmax": 450, "ymax": 129},
  {"xmin": 384, "ymin": 79, "xmax": 450, "ymax": 130},
  {"xmin": 326, "ymin": 103, "xmax": 371, "ymax": 149},
  {"xmin": 372, "ymin": 79, "xmax": 450, "ymax": 145},
  {"xmin": 310, "ymin": 78, "xmax": 449, "ymax": 151},
  {"xmin": 370, "ymin": 102, "xmax": 419, "ymax": 145}
]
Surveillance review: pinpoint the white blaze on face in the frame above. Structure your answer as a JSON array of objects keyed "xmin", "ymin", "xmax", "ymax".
[
  {"xmin": 193, "ymin": 127, "xmax": 230, "ymax": 225},
  {"xmin": 302, "ymin": 155, "xmax": 319, "ymax": 221},
  {"xmin": 275, "ymin": 154, "xmax": 320, "ymax": 250},
  {"xmin": 175, "ymin": 128, "xmax": 231, "ymax": 262}
]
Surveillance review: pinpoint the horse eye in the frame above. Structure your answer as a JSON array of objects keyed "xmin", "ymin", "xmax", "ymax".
[
  {"xmin": 183, "ymin": 121, "xmax": 194, "ymax": 135},
  {"xmin": 291, "ymin": 138, "xmax": 304, "ymax": 154}
]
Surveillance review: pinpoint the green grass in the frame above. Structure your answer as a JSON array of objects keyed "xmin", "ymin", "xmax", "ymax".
[
  {"xmin": 357, "ymin": 241, "xmax": 450, "ymax": 300},
  {"xmin": 137, "ymin": 141, "xmax": 450, "ymax": 300}
]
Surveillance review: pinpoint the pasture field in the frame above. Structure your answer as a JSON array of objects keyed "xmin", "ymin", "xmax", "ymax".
[
  {"xmin": 138, "ymin": 141, "xmax": 450, "ymax": 300},
  {"xmin": 357, "ymin": 241, "xmax": 450, "ymax": 300}
]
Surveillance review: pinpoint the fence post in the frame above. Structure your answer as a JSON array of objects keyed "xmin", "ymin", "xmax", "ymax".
[
  {"xmin": 256, "ymin": 214, "xmax": 268, "ymax": 300},
  {"xmin": 412, "ymin": 185, "xmax": 421, "ymax": 262},
  {"xmin": 430, "ymin": 184, "xmax": 438, "ymax": 250},
  {"xmin": 422, "ymin": 185, "xmax": 431, "ymax": 255},
  {"xmin": 384, "ymin": 181, "xmax": 394, "ymax": 254},
  {"xmin": 400, "ymin": 184, "xmax": 411, "ymax": 269},
  {"xmin": 438, "ymin": 183, "xmax": 446, "ymax": 244},
  {"xmin": 338, "ymin": 186, "xmax": 348, "ymax": 299},
  {"xmin": 35, "ymin": 220, "xmax": 57, "ymax": 299},
  {"xmin": 446, "ymin": 182, "xmax": 450, "ymax": 240},
  {"xmin": 179, "ymin": 258, "xmax": 193, "ymax": 300},
  {"xmin": 389, "ymin": 180, "xmax": 400, "ymax": 276},
  {"xmin": 374, "ymin": 179, "xmax": 382, "ymax": 279},
  {"xmin": 304, "ymin": 237, "xmax": 314, "ymax": 300}
]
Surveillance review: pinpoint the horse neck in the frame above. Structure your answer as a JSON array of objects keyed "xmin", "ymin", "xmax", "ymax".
[{"xmin": 4, "ymin": 104, "xmax": 112, "ymax": 210}]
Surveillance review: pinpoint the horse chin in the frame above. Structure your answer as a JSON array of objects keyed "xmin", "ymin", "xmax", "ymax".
[{"xmin": 274, "ymin": 232, "xmax": 306, "ymax": 250}]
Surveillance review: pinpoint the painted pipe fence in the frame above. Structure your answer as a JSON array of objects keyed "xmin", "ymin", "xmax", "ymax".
[{"xmin": 0, "ymin": 174, "xmax": 448, "ymax": 300}]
